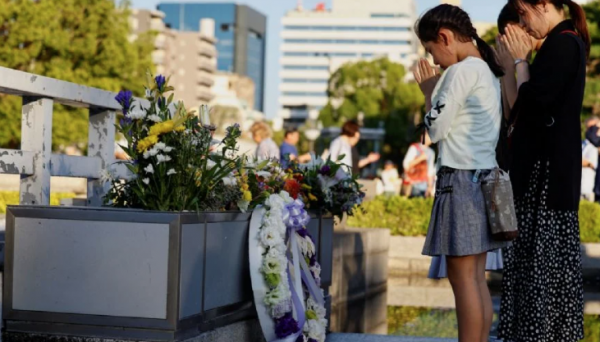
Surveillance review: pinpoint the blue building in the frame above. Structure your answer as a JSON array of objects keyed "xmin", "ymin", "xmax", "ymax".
[{"xmin": 157, "ymin": 3, "xmax": 267, "ymax": 111}]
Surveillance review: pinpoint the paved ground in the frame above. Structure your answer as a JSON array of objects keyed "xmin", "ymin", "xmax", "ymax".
[{"xmin": 327, "ymin": 335, "xmax": 455, "ymax": 342}]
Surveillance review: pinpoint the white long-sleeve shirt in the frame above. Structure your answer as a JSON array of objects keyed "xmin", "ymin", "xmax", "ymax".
[
  {"xmin": 424, "ymin": 57, "xmax": 501, "ymax": 170},
  {"xmin": 329, "ymin": 137, "xmax": 352, "ymax": 168}
]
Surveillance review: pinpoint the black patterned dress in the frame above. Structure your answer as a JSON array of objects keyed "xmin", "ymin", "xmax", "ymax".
[{"xmin": 498, "ymin": 21, "xmax": 586, "ymax": 342}]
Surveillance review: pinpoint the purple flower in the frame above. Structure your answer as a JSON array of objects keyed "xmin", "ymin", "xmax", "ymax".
[
  {"xmin": 155, "ymin": 75, "xmax": 166, "ymax": 90},
  {"xmin": 309, "ymin": 339, "xmax": 319, "ymax": 342},
  {"xmin": 275, "ymin": 312, "xmax": 300, "ymax": 338},
  {"xmin": 309, "ymin": 253, "xmax": 317, "ymax": 266},
  {"xmin": 158, "ymin": 96, "xmax": 165, "ymax": 108},
  {"xmin": 319, "ymin": 165, "xmax": 331, "ymax": 175},
  {"xmin": 297, "ymin": 228, "xmax": 313, "ymax": 240},
  {"xmin": 115, "ymin": 90, "xmax": 133, "ymax": 114}
]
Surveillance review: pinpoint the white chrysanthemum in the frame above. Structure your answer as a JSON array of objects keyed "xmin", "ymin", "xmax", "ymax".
[
  {"xmin": 306, "ymin": 298, "xmax": 326, "ymax": 320},
  {"xmin": 127, "ymin": 109, "xmax": 146, "ymax": 120},
  {"xmin": 317, "ymin": 174, "xmax": 339, "ymax": 190},
  {"xmin": 223, "ymin": 176, "xmax": 237, "ymax": 186},
  {"xmin": 147, "ymin": 114, "xmax": 162, "ymax": 123},
  {"xmin": 261, "ymin": 254, "xmax": 284, "ymax": 274},
  {"xmin": 206, "ymin": 159, "xmax": 217, "ymax": 169},
  {"xmin": 237, "ymin": 199, "xmax": 249, "ymax": 213},
  {"xmin": 298, "ymin": 235, "xmax": 316, "ymax": 258},
  {"xmin": 145, "ymin": 89, "xmax": 152, "ymax": 98},
  {"xmin": 264, "ymin": 284, "xmax": 290, "ymax": 307},
  {"xmin": 266, "ymin": 245, "xmax": 286, "ymax": 259},
  {"xmin": 155, "ymin": 142, "xmax": 166, "ymax": 150},
  {"xmin": 167, "ymin": 169, "xmax": 177, "ymax": 176},
  {"xmin": 142, "ymin": 178, "xmax": 150, "ymax": 185},
  {"xmin": 256, "ymin": 171, "xmax": 271, "ymax": 178},
  {"xmin": 259, "ymin": 225, "xmax": 284, "ymax": 248},
  {"xmin": 144, "ymin": 164, "xmax": 154, "ymax": 174},
  {"xmin": 305, "ymin": 319, "xmax": 326, "ymax": 341},
  {"xmin": 143, "ymin": 146, "xmax": 160, "ymax": 159},
  {"xmin": 266, "ymin": 194, "xmax": 285, "ymax": 211},
  {"xmin": 163, "ymin": 146, "xmax": 173, "ymax": 153},
  {"xmin": 309, "ymin": 263, "xmax": 322, "ymax": 279},
  {"xmin": 279, "ymin": 191, "xmax": 294, "ymax": 204},
  {"xmin": 156, "ymin": 154, "xmax": 172, "ymax": 164}
]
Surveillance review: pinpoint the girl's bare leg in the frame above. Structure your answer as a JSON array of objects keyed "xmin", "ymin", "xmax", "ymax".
[{"xmin": 447, "ymin": 254, "xmax": 486, "ymax": 342}]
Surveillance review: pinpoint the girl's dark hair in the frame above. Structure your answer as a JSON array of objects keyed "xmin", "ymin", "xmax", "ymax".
[
  {"xmin": 509, "ymin": 0, "xmax": 590, "ymax": 58},
  {"xmin": 498, "ymin": 4, "xmax": 520, "ymax": 35},
  {"xmin": 415, "ymin": 4, "xmax": 504, "ymax": 77},
  {"xmin": 341, "ymin": 120, "xmax": 360, "ymax": 137}
]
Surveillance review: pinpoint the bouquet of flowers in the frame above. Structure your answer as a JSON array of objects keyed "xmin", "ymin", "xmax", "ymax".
[
  {"xmin": 104, "ymin": 73, "xmax": 243, "ymax": 212},
  {"xmin": 288, "ymin": 155, "xmax": 365, "ymax": 219}
]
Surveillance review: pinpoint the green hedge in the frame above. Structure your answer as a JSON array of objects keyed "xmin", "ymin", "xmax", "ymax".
[
  {"xmin": 0, "ymin": 192, "xmax": 76, "ymax": 214},
  {"xmin": 348, "ymin": 195, "xmax": 600, "ymax": 243}
]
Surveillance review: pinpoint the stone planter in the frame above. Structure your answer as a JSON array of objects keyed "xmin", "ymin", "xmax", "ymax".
[{"xmin": 2, "ymin": 206, "xmax": 333, "ymax": 341}]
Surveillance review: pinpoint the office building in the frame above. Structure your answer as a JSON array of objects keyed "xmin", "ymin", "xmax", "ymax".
[
  {"xmin": 278, "ymin": 0, "xmax": 419, "ymax": 127},
  {"xmin": 130, "ymin": 10, "xmax": 217, "ymax": 110},
  {"xmin": 157, "ymin": 3, "xmax": 267, "ymax": 112}
]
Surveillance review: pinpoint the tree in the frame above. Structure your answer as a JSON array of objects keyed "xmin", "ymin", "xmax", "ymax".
[
  {"xmin": 319, "ymin": 58, "xmax": 424, "ymax": 164},
  {"xmin": 0, "ymin": 0, "xmax": 155, "ymax": 150}
]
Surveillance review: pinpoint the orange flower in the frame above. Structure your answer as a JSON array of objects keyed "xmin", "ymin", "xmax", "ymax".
[{"xmin": 284, "ymin": 179, "xmax": 302, "ymax": 199}]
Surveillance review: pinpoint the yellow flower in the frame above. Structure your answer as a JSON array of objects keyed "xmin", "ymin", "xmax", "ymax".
[
  {"xmin": 175, "ymin": 125, "xmax": 185, "ymax": 132},
  {"xmin": 308, "ymin": 193, "xmax": 317, "ymax": 201},
  {"xmin": 242, "ymin": 183, "xmax": 249, "ymax": 191},
  {"xmin": 243, "ymin": 190, "xmax": 252, "ymax": 201},
  {"xmin": 137, "ymin": 135, "xmax": 159, "ymax": 152},
  {"xmin": 149, "ymin": 120, "xmax": 175, "ymax": 136}
]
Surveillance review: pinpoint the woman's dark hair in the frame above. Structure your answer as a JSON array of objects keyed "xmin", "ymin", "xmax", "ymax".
[
  {"xmin": 415, "ymin": 4, "xmax": 505, "ymax": 77},
  {"xmin": 509, "ymin": 0, "xmax": 590, "ymax": 58},
  {"xmin": 498, "ymin": 4, "xmax": 520, "ymax": 35},
  {"xmin": 341, "ymin": 120, "xmax": 360, "ymax": 137}
]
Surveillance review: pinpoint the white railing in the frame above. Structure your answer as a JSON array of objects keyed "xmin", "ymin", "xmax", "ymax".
[{"xmin": 0, "ymin": 67, "xmax": 145, "ymax": 207}]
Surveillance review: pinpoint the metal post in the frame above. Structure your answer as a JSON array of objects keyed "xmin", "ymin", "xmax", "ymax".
[
  {"xmin": 19, "ymin": 97, "xmax": 53, "ymax": 205},
  {"xmin": 87, "ymin": 108, "xmax": 116, "ymax": 207}
]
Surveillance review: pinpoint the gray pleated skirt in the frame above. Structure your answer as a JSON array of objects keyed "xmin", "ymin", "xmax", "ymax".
[{"xmin": 422, "ymin": 167, "xmax": 511, "ymax": 257}]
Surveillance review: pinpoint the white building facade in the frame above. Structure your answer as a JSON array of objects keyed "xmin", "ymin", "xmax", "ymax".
[{"xmin": 278, "ymin": 0, "xmax": 419, "ymax": 127}]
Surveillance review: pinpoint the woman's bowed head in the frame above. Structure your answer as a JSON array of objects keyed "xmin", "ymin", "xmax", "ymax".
[
  {"xmin": 505, "ymin": 0, "xmax": 590, "ymax": 57},
  {"xmin": 413, "ymin": 4, "xmax": 504, "ymax": 112}
]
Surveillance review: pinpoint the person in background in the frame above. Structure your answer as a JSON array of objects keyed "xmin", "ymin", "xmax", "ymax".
[
  {"xmin": 381, "ymin": 161, "xmax": 402, "ymax": 195},
  {"xmin": 402, "ymin": 133, "xmax": 435, "ymax": 198},
  {"xmin": 329, "ymin": 120, "xmax": 380, "ymax": 175},
  {"xmin": 250, "ymin": 121, "xmax": 279, "ymax": 160},
  {"xmin": 585, "ymin": 116, "xmax": 600, "ymax": 202},
  {"xmin": 279, "ymin": 128, "xmax": 311, "ymax": 169}
]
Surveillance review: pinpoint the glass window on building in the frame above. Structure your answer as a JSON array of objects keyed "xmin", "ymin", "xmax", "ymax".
[
  {"xmin": 247, "ymin": 30, "xmax": 265, "ymax": 110},
  {"xmin": 158, "ymin": 3, "xmax": 237, "ymax": 73}
]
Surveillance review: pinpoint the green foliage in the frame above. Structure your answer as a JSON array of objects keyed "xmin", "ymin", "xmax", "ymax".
[
  {"xmin": 387, "ymin": 306, "xmax": 600, "ymax": 341},
  {"xmin": 580, "ymin": 200, "xmax": 600, "ymax": 243},
  {"xmin": 349, "ymin": 195, "xmax": 600, "ymax": 243},
  {"xmin": 387, "ymin": 306, "xmax": 458, "ymax": 338},
  {"xmin": 347, "ymin": 196, "xmax": 433, "ymax": 237},
  {"xmin": 0, "ymin": 0, "xmax": 155, "ymax": 150},
  {"xmin": 585, "ymin": 315, "xmax": 600, "ymax": 342},
  {"xmin": 0, "ymin": 191, "xmax": 76, "ymax": 213},
  {"xmin": 319, "ymin": 58, "xmax": 425, "ymax": 164},
  {"xmin": 481, "ymin": 26, "xmax": 499, "ymax": 46}
]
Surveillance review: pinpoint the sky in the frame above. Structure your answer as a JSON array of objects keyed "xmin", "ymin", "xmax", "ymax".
[{"xmin": 130, "ymin": 0, "xmax": 507, "ymax": 118}]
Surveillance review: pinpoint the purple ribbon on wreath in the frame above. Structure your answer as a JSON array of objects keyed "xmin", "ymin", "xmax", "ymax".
[{"xmin": 272, "ymin": 199, "xmax": 325, "ymax": 341}]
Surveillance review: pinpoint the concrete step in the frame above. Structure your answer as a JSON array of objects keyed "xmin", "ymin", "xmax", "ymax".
[{"xmin": 326, "ymin": 334, "xmax": 455, "ymax": 342}]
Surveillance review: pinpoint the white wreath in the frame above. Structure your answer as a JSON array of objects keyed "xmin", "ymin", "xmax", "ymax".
[{"xmin": 249, "ymin": 191, "xmax": 327, "ymax": 342}]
